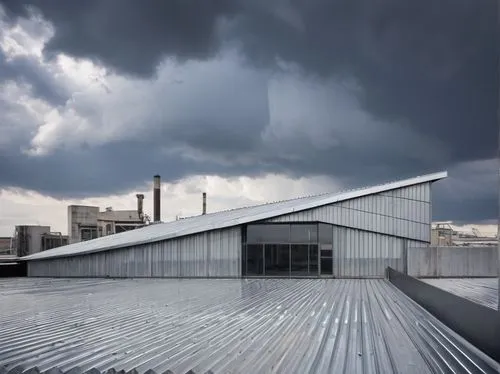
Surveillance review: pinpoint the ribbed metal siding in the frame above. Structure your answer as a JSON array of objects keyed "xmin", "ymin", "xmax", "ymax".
[
  {"xmin": 28, "ymin": 227, "xmax": 241, "ymax": 278},
  {"xmin": 422, "ymin": 278, "xmax": 498, "ymax": 310},
  {"xmin": 267, "ymin": 183, "xmax": 431, "ymax": 242},
  {"xmin": 329, "ymin": 226, "xmax": 427, "ymax": 277}
]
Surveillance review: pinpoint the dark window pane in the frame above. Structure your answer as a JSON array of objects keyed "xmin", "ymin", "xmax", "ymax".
[
  {"xmin": 81, "ymin": 228, "xmax": 98, "ymax": 241},
  {"xmin": 246, "ymin": 244, "xmax": 264, "ymax": 275},
  {"xmin": 319, "ymin": 223, "xmax": 333, "ymax": 244},
  {"xmin": 291, "ymin": 244, "xmax": 309, "ymax": 275},
  {"xmin": 241, "ymin": 226, "xmax": 247, "ymax": 243},
  {"xmin": 309, "ymin": 244, "xmax": 318, "ymax": 275},
  {"xmin": 264, "ymin": 244, "xmax": 290, "ymax": 276},
  {"xmin": 321, "ymin": 257, "xmax": 333, "ymax": 275},
  {"xmin": 247, "ymin": 224, "xmax": 290, "ymax": 243},
  {"xmin": 242, "ymin": 244, "xmax": 247, "ymax": 276},
  {"xmin": 290, "ymin": 224, "xmax": 318, "ymax": 243},
  {"xmin": 321, "ymin": 249, "xmax": 333, "ymax": 257}
]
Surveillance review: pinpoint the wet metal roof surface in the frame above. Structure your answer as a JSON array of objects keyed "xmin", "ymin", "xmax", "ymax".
[
  {"xmin": 1, "ymin": 277, "xmax": 498, "ymax": 374},
  {"xmin": 23, "ymin": 171, "xmax": 447, "ymax": 262},
  {"xmin": 422, "ymin": 278, "xmax": 499, "ymax": 310}
]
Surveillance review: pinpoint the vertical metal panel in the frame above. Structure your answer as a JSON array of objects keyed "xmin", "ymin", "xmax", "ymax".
[
  {"xmin": 408, "ymin": 246, "xmax": 498, "ymax": 277},
  {"xmin": 268, "ymin": 183, "xmax": 432, "ymax": 242},
  {"xmin": 330, "ymin": 225, "xmax": 421, "ymax": 278},
  {"xmin": 28, "ymin": 226, "xmax": 241, "ymax": 278}
]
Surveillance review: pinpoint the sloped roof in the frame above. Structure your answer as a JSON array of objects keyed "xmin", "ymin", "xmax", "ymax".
[
  {"xmin": 23, "ymin": 171, "xmax": 447, "ymax": 261},
  {"xmin": 1, "ymin": 277, "xmax": 498, "ymax": 373}
]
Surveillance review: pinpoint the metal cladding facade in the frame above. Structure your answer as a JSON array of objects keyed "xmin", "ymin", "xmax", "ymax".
[
  {"xmin": 26, "ymin": 172, "xmax": 445, "ymax": 278},
  {"xmin": 28, "ymin": 227, "xmax": 241, "ymax": 278},
  {"xmin": 266, "ymin": 183, "xmax": 431, "ymax": 277}
]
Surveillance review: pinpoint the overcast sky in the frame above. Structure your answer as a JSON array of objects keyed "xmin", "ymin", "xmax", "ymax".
[{"xmin": 0, "ymin": 0, "xmax": 497, "ymax": 236}]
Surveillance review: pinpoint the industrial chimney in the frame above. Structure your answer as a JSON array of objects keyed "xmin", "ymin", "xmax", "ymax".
[
  {"xmin": 153, "ymin": 175, "xmax": 161, "ymax": 223},
  {"xmin": 136, "ymin": 194, "xmax": 144, "ymax": 222},
  {"xmin": 202, "ymin": 192, "xmax": 207, "ymax": 215}
]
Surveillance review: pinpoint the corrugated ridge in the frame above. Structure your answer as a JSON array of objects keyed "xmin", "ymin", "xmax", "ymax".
[
  {"xmin": 0, "ymin": 367, "xmax": 170, "ymax": 374},
  {"xmin": 1, "ymin": 278, "xmax": 498, "ymax": 374},
  {"xmin": 422, "ymin": 278, "xmax": 498, "ymax": 310}
]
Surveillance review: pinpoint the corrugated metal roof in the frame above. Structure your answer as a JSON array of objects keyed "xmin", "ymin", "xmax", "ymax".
[
  {"xmin": 23, "ymin": 171, "xmax": 447, "ymax": 261},
  {"xmin": 422, "ymin": 278, "xmax": 499, "ymax": 310},
  {"xmin": 0, "ymin": 277, "xmax": 498, "ymax": 374}
]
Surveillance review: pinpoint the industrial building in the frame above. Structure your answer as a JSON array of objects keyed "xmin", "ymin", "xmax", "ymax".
[
  {"xmin": 68, "ymin": 194, "xmax": 147, "ymax": 244},
  {"xmin": 0, "ymin": 237, "xmax": 11, "ymax": 254},
  {"xmin": 10, "ymin": 225, "xmax": 68, "ymax": 257},
  {"xmin": 0, "ymin": 226, "xmax": 66, "ymax": 276},
  {"xmin": 24, "ymin": 171, "xmax": 446, "ymax": 278},
  {"xmin": 431, "ymin": 222, "xmax": 498, "ymax": 247},
  {"xmin": 4, "ymin": 171, "xmax": 499, "ymax": 373}
]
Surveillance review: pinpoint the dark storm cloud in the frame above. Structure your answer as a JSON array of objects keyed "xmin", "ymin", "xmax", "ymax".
[
  {"xmin": 0, "ymin": 140, "xmax": 273, "ymax": 198},
  {"xmin": 432, "ymin": 159, "xmax": 498, "ymax": 224},
  {"xmin": 3, "ymin": 0, "xmax": 496, "ymax": 161},
  {"xmin": 0, "ymin": 49, "xmax": 68, "ymax": 105},
  {"xmin": 230, "ymin": 0, "xmax": 498, "ymax": 163},
  {"xmin": 0, "ymin": 0, "xmax": 497, "ymax": 222},
  {"xmin": 0, "ymin": 0, "xmax": 239, "ymax": 77}
]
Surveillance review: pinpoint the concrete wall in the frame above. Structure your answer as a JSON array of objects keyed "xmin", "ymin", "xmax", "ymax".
[
  {"xmin": 68, "ymin": 206, "xmax": 99, "ymax": 244},
  {"xmin": 0, "ymin": 238, "xmax": 11, "ymax": 252},
  {"xmin": 408, "ymin": 246, "xmax": 498, "ymax": 277},
  {"xmin": 21, "ymin": 226, "xmax": 50, "ymax": 255},
  {"xmin": 28, "ymin": 226, "xmax": 242, "ymax": 278}
]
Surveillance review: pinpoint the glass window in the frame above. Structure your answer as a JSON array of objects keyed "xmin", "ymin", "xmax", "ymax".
[
  {"xmin": 242, "ymin": 222, "xmax": 329, "ymax": 278},
  {"xmin": 290, "ymin": 224, "xmax": 318, "ymax": 243},
  {"xmin": 321, "ymin": 249, "xmax": 333, "ymax": 257},
  {"xmin": 246, "ymin": 224, "xmax": 290, "ymax": 243},
  {"xmin": 264, "ymin": 244, "xmax": 290, "ymax": 276},
  {"xmin": 309, "ymin": 244, "xmax": 319, "ymax": 275},
  {"xmin": 291, "ymin": 244, "xmax": 309, "ymax": 275},
  {"xmin": 321, "ymin": 257, "xmax": 333, "ymax": 275},
  {"xmin": 242, "ymin": 244, "xmax": 247, "ymax": 275},
  {"xmin": 246, "ymin": 244, "xmax": 264, "ymax": 275},
  {"xmin": 81, "ymin": 228, "xmax": 98, "ymax": 241},
  {"xmin": 319, "ymin": 223, "xmax": 333, "ymax": 244}
]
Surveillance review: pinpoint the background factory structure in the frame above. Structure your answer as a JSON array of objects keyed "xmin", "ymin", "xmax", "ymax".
[
  {"xmin": 2, "ymin": 192, "xmax": 151, "ymax": 259},
  {"xmin": 24, "ymin": 171, "xmax": 449, "ymax": 278}
]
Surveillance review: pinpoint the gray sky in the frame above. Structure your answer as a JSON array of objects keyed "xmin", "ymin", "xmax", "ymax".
[{"xmin": 0, "ymin": 0, "xmax": 497, "ymax": 228}]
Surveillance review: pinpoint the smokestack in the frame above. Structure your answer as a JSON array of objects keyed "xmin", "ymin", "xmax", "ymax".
[
  {"xmin": 202, "ymin": 192, "xmax": 207, "ymax": 215},
  {"xmin": 153, "ymin": 175, "xmax": 161, "ymax": 222},
  {"xmin": 136, "ymin": 194, "xmax": 144, "ymax": 222}
]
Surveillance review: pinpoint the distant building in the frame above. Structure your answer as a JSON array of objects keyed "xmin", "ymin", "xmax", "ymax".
[
  {"xmin": 68, "ymin": 204, "xmax": 146, "ymax": 244},
  {"xmin": 431, "ymin": 224, "xmax": 454, "ymax": 246},
  {"xmin": 431, "ymin": 223, "xmax": 497, "ymax": 247},
  {"xmin": 41, "ymin": 232, "xmax": 68, "ymax": 252},
  {"xmin": 12, "ymin": 226, "xmax": 68, "ymax": 257},
  {"xmin": 0, "ymin": 237, "xmax": 12, "ymax": 254}
]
